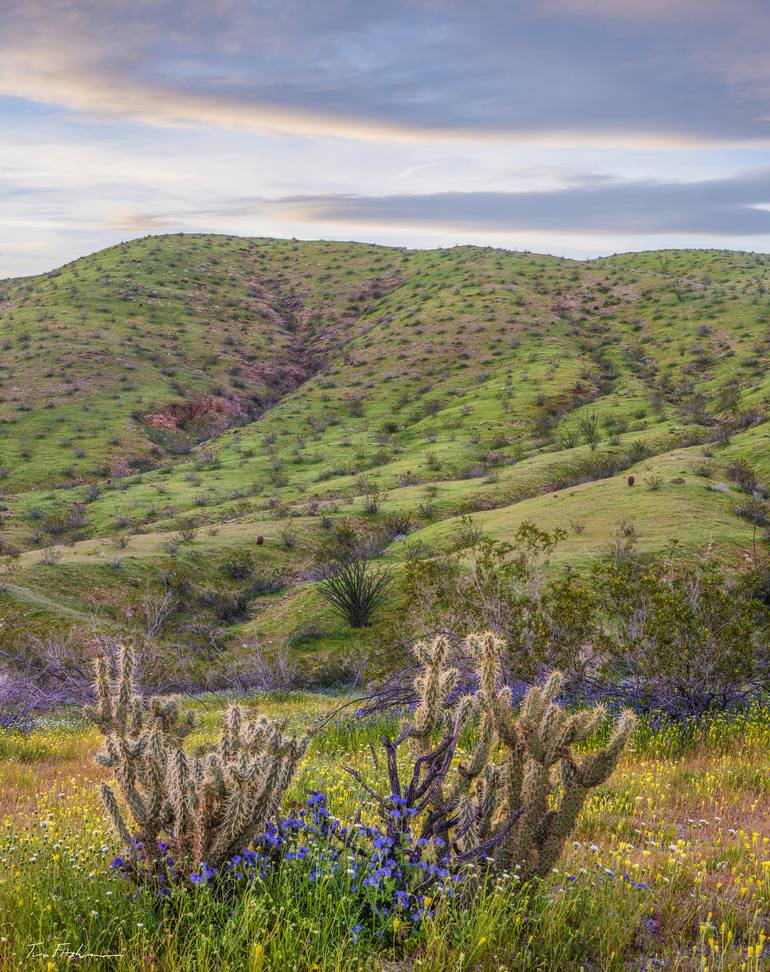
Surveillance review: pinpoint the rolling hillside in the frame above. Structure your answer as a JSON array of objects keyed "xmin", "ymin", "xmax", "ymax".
[{"xmin": 1, "ymin": 236, "xmax": 769, "ymax": 679}]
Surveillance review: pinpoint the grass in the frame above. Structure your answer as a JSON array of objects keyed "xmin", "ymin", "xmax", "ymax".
[
  {"xmin": 2, "ymin": 237, "xmax": 769, "ymax": 672},
  {"xmin": 0, "ymin": 694, "xmax": 768, "ymax": 970}
]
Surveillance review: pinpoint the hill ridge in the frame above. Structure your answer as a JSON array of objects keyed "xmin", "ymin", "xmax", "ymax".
[{"xmin": 1, "ymin": 234, "xmax": 769, "ymax": 672}]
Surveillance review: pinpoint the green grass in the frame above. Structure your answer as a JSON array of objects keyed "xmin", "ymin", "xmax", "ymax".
[
  {"xmin": 0, "ymin": 693, "xmax": 768, "ymax": 970},
  {"xmin": 2, "ymin": 238, "xmax": 770, "ymax": 669}
]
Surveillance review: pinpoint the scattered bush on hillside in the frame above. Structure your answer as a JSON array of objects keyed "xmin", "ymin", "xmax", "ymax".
[
  {"xmin": 403, "ymin": 523, "xmax": 594, "ymax": 682},
  {"xmin": 199, "ymin": 588, "xmax": 251, "ymax": 623},
  {"xmin": 318, "ymin": 559, "xmax": 393, "ymax": 628},
  {"xmin": 40, "ymin": 545, "xmax": 62, "ymax": 565},
  {"xmin": 0, "ymin": 552, "xmax": 20, "ymax": 593},
  {"xmin": 578, "ymin": 411, "xmax": 601, "ymax": 451},
  {"xmin": 220, "ymin": 545, "xmax": 258, "ymax": 580},
  {"xmin": 735, "ymin": 497, "xmax": 769, "ymax": 527},
  {"xmin": 174, "ymin": 519, "xmax": 198, "ymax": 543},
  {"xmin": 280, "ymin": 523, "xmax": 298, "ymax": 548},
  {"xmin": 727, "ymin": 458, "xmax": 759, "ymax": 493},
  {"xmin": 591, "ymin": 550, "xmax": 770, "ymax": 716},
  {"xmin": 381, "ymin": 510, "xmax": 413, "ymax": 538},
  {"xmin": 358, "ymin": 477, "xmax": 386, "ymax": 514}
]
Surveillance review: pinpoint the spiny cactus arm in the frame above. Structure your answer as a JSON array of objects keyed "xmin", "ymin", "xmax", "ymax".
[
  {"xmin": 100, "ymin": 783, "xmax": 134, "ymax": 848},
  {"xmin": 270, "ymin": 739, "xmax": 307, "ymax": 817},
  {"xmin": 573, "ymin": 709, "xmax": 636, "ymax": 788},
  {"xmin": 518, "ymin": 671, "xmax": 564, "ymax": 737},
  {"xmin": 167, "ymin": 745, "xmax": 194, "ymax": 851},
  {"xmin": 457, "ymin": 706, "xmax": 495, "ymax": 781},
  {"xmin": 406, "ymin": 694, "xmax": 471, "ymax": 811},
  {"xmin": 470, "ymin": 633, "xmax": 523, "ymax": 755},
  {"xmin": 107, "ymin": 737, "xmax": 167, "ymax": 857},
  {"xmin": 226, "ymin": 770, "xmax": 289, "ymax": 860},
  {"xmin": 451, "ymin": 759, "xmax": 501, "ymax": 851},
  {"xmin": 452, "ymin": 803, "xmax": 524, "ymax": 866},
  {"xmin": 521, "ymin": 707, "xmax": 635, "ymax": 878},
  {"xmin": 148, "ymin": 696, "xmax": 196, "ymax": 742},
  {"xmin": 207, "ymin": 788, "xmax": 253, "ymax": 868},
  {"xmin": 570, "ymin": 706, "xmax": 607, "ymax": 743},
  {"xmin": 84, "ymin": 655, "xmax": 113, "ymax": 730},
  {"xmin": 85, "ymin": 647, "xmax": 148, "ymax": 738},
  {"xmin": 143, "ymin": 731, "xmax": 168, "ymax": 826},
  {"xmin": 190, "ymin": 753, "xmax": 230, "ymax": 867},
  {"xmin": 411, "ymin": 636, "xmax": 456, "ymax": 744},
  {"xmin": 115, "ymin": 647, "xmax": 135, "ymax": 731},
  {"xmin": 500, "ymin": 744, "xmax": 525, "ymax": 823},
  {"xmin": 466, "ymin": 764, "xmax": 499, "ymax": 846},
  {"xmin": 208, "ymin": 755, "xmax": 277, "ymax": 866},
  {"xmin": 94, "ymin": 733, "xmax": 120, "ymax": 769},
  {"xmin": 501, "ymin": 759, "xmax": 551, "ymax": 874},
  {"xmin": 533, "ymin": 783, "xmax": 589, "ymax": 877}
]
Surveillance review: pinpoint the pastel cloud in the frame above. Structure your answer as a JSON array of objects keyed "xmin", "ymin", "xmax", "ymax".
[
  {"xmin": 1, "ymin": 0, "xmax": 770, "ymax": 143},
  {"xmin": 2, "ymin": 0, "xmax": 770, "ymax": 275},
  {"xmin": 109, "ymin": 170, "xmax": 770, "ymax": 237}
]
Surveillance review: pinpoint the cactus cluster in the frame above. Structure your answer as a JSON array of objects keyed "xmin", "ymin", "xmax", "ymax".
[
  {"xmin": 86, "ymin": 648, "xmax": 307, "ymax": 874},
  {"xmin": 352, "ymin": 631, "xmax": 635, "ymax": 881}
]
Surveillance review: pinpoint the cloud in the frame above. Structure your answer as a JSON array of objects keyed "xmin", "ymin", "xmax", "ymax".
[
  {"xmin": 1, "ymin": 0, "xmax": 770, "ymax": 143},
  {"xmin": 185, "ymin": 170, "xmax": 770, "ymax": 237},
  {"xmin": 541, "ymin": 0, "xmax": 738, "ymax": 21}
]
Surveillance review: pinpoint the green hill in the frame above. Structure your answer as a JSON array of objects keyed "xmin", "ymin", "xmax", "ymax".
[{"xmin": 2, "ymin": 235, "xmax": 769, "ymax": 678}]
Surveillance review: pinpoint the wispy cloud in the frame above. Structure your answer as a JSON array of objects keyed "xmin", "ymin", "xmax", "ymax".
[{"xmin": 112, "ymin": 170, "xmax": 770, "ymax": 236}]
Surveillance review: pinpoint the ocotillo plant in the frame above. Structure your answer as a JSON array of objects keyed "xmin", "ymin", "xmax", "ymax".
[
  {"xmin": 85, "ymin": 647, "xmax": 308, "ymax": 876},
  {"xmin": 346, "ymin": 631, "xmax": 635, "ymax": 880}
]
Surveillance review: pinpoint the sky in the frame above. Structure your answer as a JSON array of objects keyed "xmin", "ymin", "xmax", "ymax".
[{"xmin": 2, "ymin": 0, "xmax": 770, "ymax": 277}]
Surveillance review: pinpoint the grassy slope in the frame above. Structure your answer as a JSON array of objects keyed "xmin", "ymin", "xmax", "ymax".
[{"xmin": 1, "ymin": 238, "xmax": 769, "ymax": 670}]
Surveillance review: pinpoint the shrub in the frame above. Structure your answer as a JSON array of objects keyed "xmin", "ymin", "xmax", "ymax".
[
  {"xmin": 727, "ymin": 458, "xmax": 758, "ymax": 493},
  {"xmin": 248, "ymin": 566, "xmax": 286, "ymax": 595},
  {"xmin": 280, "ymin": 523, "xmax": 297, "ymax": 548},
  {"xmin": 220, "ymin": 545, "xmax": 257, "ymax": 580},
  {"xmin": 361, "ymin": 485, "xmax": 385, "ymax": 514},
  {"xmin": 318, "ymin": 559, "xmax": 393, "ymax": 628},
  {"xmin": 736, "ymin": 498, "xmax": 769, "ymax": 526},
  {"xmin": 86, "ymin": 648, "xmax": 307, "ymax": 879},
  {"xmin": 577, "ymin": 412, "xmax": 600, "ymax": 451},
  {"xmin": 592, "ymin": 552, "xmax": 770, "ymax": 716},
  {"xmin": 381, "ymin": 510, "xmax": 412, "ymax": 537},
  {"xmin": 403, "ymin": 523, "xmax": 594, "ymax": 680},
  {"xmin": 39, "ymin": 545, "xmax": 62, "ymax": 565},
  {"xmin": 0, "ymin": 553, "xmax": 20, "ymax": 593}
]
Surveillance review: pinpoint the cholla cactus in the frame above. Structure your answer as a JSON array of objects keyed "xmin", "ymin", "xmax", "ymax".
[
  {"xmin": 465, "ymin": 631, "xmax": 635, "ymax": 878},
  {"xmin": 350, "ymin": 631, "xmax": 635, "ymax": 881},
  {"xmin": 85, "ymin": 647, "xmax": 307, "ymax": 875}
]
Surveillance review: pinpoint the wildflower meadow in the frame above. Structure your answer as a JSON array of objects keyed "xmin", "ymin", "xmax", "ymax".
[{"xmin": 0, "ymin": 683, "xmax": 768, "ymax": 971}]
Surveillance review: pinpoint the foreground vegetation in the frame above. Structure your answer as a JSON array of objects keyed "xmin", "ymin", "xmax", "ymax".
[{"xmin": 0, "ymin": 690, "xmax": 768, "ymax": 970}]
